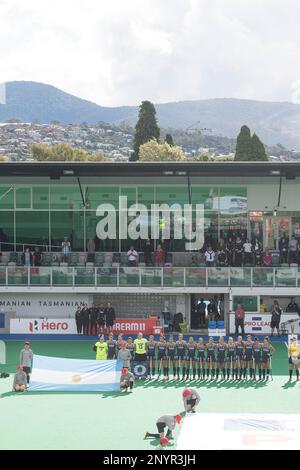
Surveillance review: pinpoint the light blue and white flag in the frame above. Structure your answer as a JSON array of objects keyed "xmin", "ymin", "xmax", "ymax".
[{"xmin": 29, "ymin": 355, "xmax": 123, "ymax": 392}]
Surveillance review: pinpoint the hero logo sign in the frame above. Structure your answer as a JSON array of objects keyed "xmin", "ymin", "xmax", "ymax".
[{"xmin": 29, "ymin": 320, "xmax": 69, "ymax": 332}]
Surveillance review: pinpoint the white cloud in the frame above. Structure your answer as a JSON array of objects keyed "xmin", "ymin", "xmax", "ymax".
[{"xmin": 0, "ymin": 0, "xmax": 299, "ymax": 106}]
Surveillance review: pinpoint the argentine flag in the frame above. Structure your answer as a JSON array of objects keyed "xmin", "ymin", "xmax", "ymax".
[{"xmin": 29, "ymin": 355, "xmax": 123, "ymax": 392}]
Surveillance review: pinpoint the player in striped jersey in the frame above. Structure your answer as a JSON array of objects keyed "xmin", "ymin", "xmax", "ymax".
[
  {"xmin": 216, "ymin": 337, "xmax": 226, "ymax": 380},
  {"xmin": 146, "ymin": 335, "xmax": 156, "ymax": 379},
  {"xmin": 166, "ymin": 335, "xmax": 177, "ymax": 379},
  {"xmin": 106, "ymin": 333, "xmax": 117, "ymax": 359},
  {"xmin": 206, "ymin": 337, "xmax": 216, "ymax": 379},
  {"xmin": 186, "ymin": 337, "xmax": 197, "ymax": 380},
  {"xmin": 235, "ymin": 336, "xmax": 244, "ymax": 380},
  {"xmin": 176, "ymin": 334, "xmax": 187, "ymax": 380},
  {"xmin": 197, "ymin": 337, "xmax": 206, "ymax": 379},
  {"xmin": 252, "ymin": 337, "xmax": 262, "ymax": 380},
  {"xmin": 157, "ymin": 334, "xmax": 168, "ymax": 379},
  {"xmin": 243, "ymin": 335, "xmax": 254, "ymax": 379},
  {"xmin": 227, "ymin": 337, "xmax": 236, "ymax": 379}
]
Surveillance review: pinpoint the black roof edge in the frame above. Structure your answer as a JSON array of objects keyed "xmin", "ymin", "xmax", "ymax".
[{"xmin": 0, "ymin": 161, "xmax": 300, "ymax": 178}]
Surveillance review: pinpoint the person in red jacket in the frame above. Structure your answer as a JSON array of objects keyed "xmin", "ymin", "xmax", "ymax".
[{"xmin": 154, "ymin": 244, "xmax": 165, "ymax": 267}]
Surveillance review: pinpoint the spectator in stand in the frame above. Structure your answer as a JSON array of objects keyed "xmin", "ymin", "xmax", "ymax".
[
  {"xmin": 279, "ymin": 235, "xmax": 289, "ymax": 264},
  {"xmin": 286, "ymin": 297, "xmax": 299, "ymax": 314},
  {"xmin": 260, "ymin": 298, "xmax": 267, "ymax": 313},
  {"xmin": 13, "ymin": 365, "xmax": 28, "ymax": 392},
  {"xmin": 117, "ymin": 342, "xmax": 132, "ymax": 369},
  {"xmin": 243, "ymin": 238, "xmax": 253, "ymax": 265},
  {"xmin": 143, "ymin": 239, "xmax": 153, "ymax": 266},
  {"xmin": 217, "ymin": 246, "xmax": 227, "ymax": 267},
  {"xmin": 61, "ymin": 236, "xmax": 71, "ymax": 262},
  {"xmin": 33, "ymin": 246, "xmax": 42, "ymax": 267},
  {"xmin": 234, "ymin": 236, "xmax": 243, "ymax": 266},
  {"xmin": 288, "ymin": 235, "xmax": 298, "ymax": 265},
  {"xmin": 105, "ymin": 302, "xmax": 115, "ymax": 333},
  {"xmin": 263, "ymin": 249, "xmax": 272, "ymax": 267},
  {"xmin": 160, "ymin": 238, "xmax": 169, "ymax": 259},
  {"xmin": 196, "ymin": 298, "xmax": 206, "ymax": 328},
  {"xmin": 253, "ymin": 237, "xmax": 263, "ymax": 266},
  {"xmin": 235, "ymin": 303, "xmax": 245, "ymax": 336},
  {"xmin": 86, "ymin": 238, "xmax": 95, "ymax": 262},
  {"xmin": 127, "ymin": 246, "xmax": 139, "ymax": 267},
  {"xmin": 207, "ymin": 298, "xmax": 218, "ymax": 321},
  {"xmin": 154, "ymin": 244, "xmax": 165, "ymax": 267},
  {"xmin": 270, "ymin": 300, "xmax": 282, "ymax": 337},
  {"xmin": 21, "ymin": 248, "xmax": 33, "ymax": 267},
  {"xmin": 204, "ymin": 245, "xmax": 215, "ymax": 267},
  {"xmin": 226, "ymin": 236, "xmax": 235, "ymax": 267},
  {"xmin": 191, "ymin": 255, "xmax": 198, "ymax": 267}
]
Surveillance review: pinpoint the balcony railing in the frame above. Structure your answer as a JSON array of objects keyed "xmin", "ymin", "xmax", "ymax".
[{"xmin": 0, "ymin": 266, "xmax": 299, "ymax": 288}]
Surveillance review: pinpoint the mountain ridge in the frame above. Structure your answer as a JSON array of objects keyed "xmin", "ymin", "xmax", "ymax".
[{"xmin": 0, "ymin": 81, "xmax": 300, "ymax": 149}]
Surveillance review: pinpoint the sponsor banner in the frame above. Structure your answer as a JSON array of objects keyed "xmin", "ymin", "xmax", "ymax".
[
  {"xmin": 112, "ymin": 317, "xmax": 157, "ymax": 334},
  {"xmin": 30, "ymin": 355, "xmax": 122, "ymax": 392},
  {"xmin": 229, "ymin": 313, "xmax": 300, "ymax": 334},
  {"xmin": 10, "ymin": 318, "xmax": 77, "ymax": 334},
  {"xmin": 0, "ymin": 293, "xmax": 91, "ymax": 318},
  {"xmin": 10, "ymin": 317, "xmax": 158, "ymax": 334}
]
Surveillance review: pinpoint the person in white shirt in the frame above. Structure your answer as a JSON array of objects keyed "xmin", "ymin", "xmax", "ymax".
[
  {"xmin": 127, "ymin": 246, "xmax": 139, "ymax": 266},
  {"xmin": 204, "ymin": 245, "xmax": 215, "ymax": 267},
  {"xmin": 61, "ymin": 236, "xmax": 71, "ymax": 262},
  {"xmin": 243, "ymin": 238, "xmax": 253, "ymax": 265}
]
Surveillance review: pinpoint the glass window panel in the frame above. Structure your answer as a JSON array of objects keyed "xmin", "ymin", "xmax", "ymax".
[
  {"xmin": 137, "ymin": 186, "xmax": 155, "ymax": 208},
  {"xmin": 0, "ymin": 211, "xmax": 14, "ymax": 250},
  {"xmin": 85, "ymin": 186, "xmax": 119, "ymax": 210},
  {"xmin": 32, "ymin": 187, "xmax": 49, "ymax": 209},
  {"xmin": 16, "ymin": 211, "xmax": 49, "ymax": 248},
  {"xmin": 219, "ymin": 214, "xmax": 248, "ymax": 242},
  {"xmin": 86, "ymin": 211, "xmax": 119, "ymax": 252},
  {"xmin": 185, "ymin": 268, "xmax": 206, "ymax": 286},
  {"xmin": 191, "ymin": 187, "xmax": 218, "ymax": 209},
  {"xmin": 275, "ymin": 267, "xmax": 297, "ymax": 287},
  {"xmin": 232, "ymin": 296, "xmax": 258, "ymax": 312},
  {"xmin": 155, "ymin": 186, "xmax": 189, "ymax": 205},
  {"xmin": 204, "ymin": 211, "xmax": 219, "ymax": 249},
  {"xmin": 0, "ymin": 186, "xmax": 14, "ymax": 209},
  {"xmin": 229, "ymin": 267, "xmax": 251, "ymax": 286},
  {"xmin": 253, "ymin": 268, "xmax": 274, "ymax": 287},
  {"xmin": 207, "ymin": 267, "xmax": 228, "ymax": 286},
  {"xmin": 120, "ymin": 188, "xmax": 136, "ymax": 205},
  {"xmin": 50, "ymin": 186, "xmax": 83, "ymax": 210},
  {"xmin": 51, "ymin": 211, "xmax": 84, "ymax": 251},
  {"xmin": 219, "ymin": 187, "xmax": 247, "ymax": 214},
  {"xmin": 16, "ymin": 187, "xmax": 31, "ymax": 209}
]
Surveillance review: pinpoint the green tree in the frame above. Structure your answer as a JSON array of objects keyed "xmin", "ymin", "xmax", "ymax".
[
  {"xmin": 165, "ymin": 133, "xmax": 174, "ymax": 146},
  {"xmin": 234, "ymin": 125, "xmax": 252, "ymax": 161},
  {"xmin": 31, "ymin": 143, "xmax": 107, "ymax": 162},
  {"xmin": 250, "ymin": 133, "xmax": 268, "ymax": 161},
  {"xmin": 139, "ymin": 139, "xmax": 185, "ymax": 162},
  {"xmin": 131, "ymin": 101, "xmax": 160, "ymax": 161}
]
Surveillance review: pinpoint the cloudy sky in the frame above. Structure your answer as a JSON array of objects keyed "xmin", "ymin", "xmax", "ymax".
[{"xmin": 0, "ymin": 0, "xmax": 300, "ymax": 106}]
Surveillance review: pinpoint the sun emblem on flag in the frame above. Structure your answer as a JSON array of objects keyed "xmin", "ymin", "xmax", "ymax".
[{"xmin": 72, "ymin": 374, "xmax": 81, "ymax": 382}]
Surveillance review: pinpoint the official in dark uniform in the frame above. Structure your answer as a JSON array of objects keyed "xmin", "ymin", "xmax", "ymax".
[
  {"xmin": 105, "ymin": 302, "xmax": 115, "ymax": 333},
  {"xmin": 75, "ymin": 306, "xmax": 83, "ymax": 335},
  {"xmin": 82, "ymin": 304, "xmax": 90, "ymax": 336}
]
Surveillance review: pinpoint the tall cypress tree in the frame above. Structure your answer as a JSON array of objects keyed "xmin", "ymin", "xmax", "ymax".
[
  {"xmin": 234, "ymin": 125, "xmax": 252, "ymax": 161},
  {"xmin": 131, "ymin": 101, "xmax": 160, "ymax": 161},
  {"xmin": 165, "ymin": 133, "xmax": 174, "ymax": 146},
  {"xmin": 250, "ymin": 133, "xmax": 268, "ymax": 161}
]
